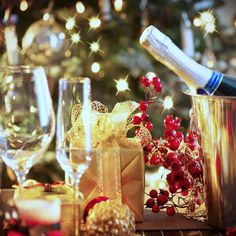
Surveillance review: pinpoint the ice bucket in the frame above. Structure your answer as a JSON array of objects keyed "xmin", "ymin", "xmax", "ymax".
[{"xmin": 185, "ymin": 91, "xmax": 236, "ymax": 228}]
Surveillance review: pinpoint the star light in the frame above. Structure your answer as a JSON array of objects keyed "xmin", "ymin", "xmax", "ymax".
[
  {"xmin": 76, "ymin": 1, "xmax": 85, "ymax": 14},
  {"xmin": 89, "ymin": 16, "xmax": 101, "ymax": 29},
  {"xmin": 20, "ymin": 0, "xmax": 28, "ymax": 11},
  {"xmin": 66, "ymin": 18, "xmax": 76, "ymax": 30},
  {"xmin": 114, "ymin": 0, "xmax": 123, "ymax": 12},
  {"xmin": 197, "ymin": 10, "xmax": 217, "ymax": 35},
  {"xmin": 115, "ymin": 76, "xmax": 130, "ymax": 94},
  {"xmin": 163, "ymin": 96, "xmax": 173, "ymax": 110},
  {"xmin": 71, "ymin": 33, "xmax": 81, "ymax": 43},
  {"xmin": 89, "ymin": 40, "xmax": 102, "ymax": 55}
]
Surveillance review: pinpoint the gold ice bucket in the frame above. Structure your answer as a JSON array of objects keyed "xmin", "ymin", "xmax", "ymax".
[{"xmin": 185, "ymin": 91, "xmax": 236, "ymax": 228}]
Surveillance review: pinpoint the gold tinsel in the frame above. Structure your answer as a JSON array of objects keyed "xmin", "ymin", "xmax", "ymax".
[{"xmin": 86, "ymin": 199, "xmax": 135, "ymax": 236}]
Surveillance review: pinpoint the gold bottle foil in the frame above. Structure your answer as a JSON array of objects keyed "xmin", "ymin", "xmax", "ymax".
[{"xmin": 186, "ymin": 91, "xmax": 236, "ymax": 228}]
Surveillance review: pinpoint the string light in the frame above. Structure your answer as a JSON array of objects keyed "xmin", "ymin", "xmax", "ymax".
[
  {"xmin": 66, "ymin": 18, "xmax": 76, "ymax": 30},
  {"xmin": 195, "ymin": 10, "xmax": 216, "ymax": 34},
  {"xmin": 71, "ymin": 33, "xmax": 81, "ymax": 43},
  {"xmin": 115, "ymin": 76, "xmax": 129, "ymax": 94},
  {"xmin": 163, "ymin": 96, "xmax": 173, "ymax": 109},
  {"xmin": 89, "ymin": 41, "xmax": 101, "ymax": 54},
  {"xmin": 204, "ymin": 22, "xmax": 216, "ymax": 33},
  {"xmin": 114, "ymin": 0, "xmax": 123, "ymax": 12},
  {"xmin": 20, "ymin": 0, "xmax": 28, "ymax": 11},
  {"xmin": 76, "ymin": 1, "xmax": 85, "ymax": 14},
  {"xmin": 43, "ymin": 13, "xmax": 50, "ymax": 21},
  {"xmin": 91, "ymin": 62, "xmax": 100, "ymax": 73},
  {"xmin": 89, "ymin": 16, "xmax": 101, "ymax": 29},
  {"xmin": 193, "ymin": 17, "xmax": 202, "ymax": 27}
]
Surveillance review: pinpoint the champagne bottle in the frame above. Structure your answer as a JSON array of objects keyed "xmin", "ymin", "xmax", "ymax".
[{"xmin": 139, "ymin": 25, "xmax": 236, "ymax": 96}]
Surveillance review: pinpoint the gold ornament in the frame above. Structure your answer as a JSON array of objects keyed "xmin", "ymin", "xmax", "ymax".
[
  {"xmin": 86, "ymin": 199, "xmax": 135, "ymax": 236},
  {"xmin": 22, "ymin": 17, "xmax": 68, "ymax": 65}
]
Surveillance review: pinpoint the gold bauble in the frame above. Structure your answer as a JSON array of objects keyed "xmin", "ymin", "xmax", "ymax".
[
  {"xmin": 22, "ymin": 17, "xmax": 68, "ymax": 65},
  {"xmin": 86, "ymin": 199, "xmax": 135, "ymax": 236}
]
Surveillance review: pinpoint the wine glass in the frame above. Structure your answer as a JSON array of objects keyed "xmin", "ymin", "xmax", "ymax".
[
  {"xmin": 56, "ymin": 77, "xmax": 92, "ymax": 235},
  {"xmin": 0, "ymin": 66, "xmax": 55, "ymax": 188}
]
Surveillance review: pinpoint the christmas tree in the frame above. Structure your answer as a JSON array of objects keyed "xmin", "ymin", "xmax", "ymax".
[{"xmin": 0, "ymin": 0, "xmax": 236, "ymax": 187}]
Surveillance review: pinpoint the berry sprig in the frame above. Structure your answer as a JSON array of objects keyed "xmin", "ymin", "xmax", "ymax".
[{"xmin": 134, "ymin": 74, "xmax": 205, "ymax": 219}]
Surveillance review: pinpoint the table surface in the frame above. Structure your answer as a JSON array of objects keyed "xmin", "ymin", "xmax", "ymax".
[{"xmin": 0, "ymin": 189, "xmax": 225, "ymax": 236}]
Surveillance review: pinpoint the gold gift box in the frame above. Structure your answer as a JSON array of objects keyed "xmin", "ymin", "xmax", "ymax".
[{"xmin": 78, "ymin": 147, "xmax": 145, "ymax": 222}]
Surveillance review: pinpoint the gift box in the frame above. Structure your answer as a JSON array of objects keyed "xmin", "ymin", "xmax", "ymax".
[
  {"xmin": 78, "ymin": 147, "xmax": 145, "ymax": 222},
  {"xmin": 67, "ymin": 101, "xmax": 148, "ymax": 222}
]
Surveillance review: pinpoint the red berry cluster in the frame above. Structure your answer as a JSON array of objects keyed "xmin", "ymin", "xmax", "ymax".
[
  {"xmin": 145, "ymin": 189, "xmax": 176, "ymax": 216},
  {"xmin": 131, "ymin": 75, "xmax": 163, "ymax": 131},
  {"xmin": 135, "ymin": 74, "xmax": 205, "ymax": 217}
]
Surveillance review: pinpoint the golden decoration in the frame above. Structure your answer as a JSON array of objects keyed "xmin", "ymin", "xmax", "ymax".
[{"xmin": 86, "ymin": 199, "xmax": 135, "ymax": 236}]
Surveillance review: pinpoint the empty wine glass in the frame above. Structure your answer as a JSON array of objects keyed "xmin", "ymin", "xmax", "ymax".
[
  {"xmin": 0, "ymin": 66, "xmax": 55, "ymax": 188},
  {"xmin": 56, "ymin": 77, "xmax": 92, "ymax": 235}
]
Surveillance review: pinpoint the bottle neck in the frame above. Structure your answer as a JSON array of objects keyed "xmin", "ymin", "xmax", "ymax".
[{"xmin": 140, "ymin": 26, "xmax": 218, "ymax": 93}]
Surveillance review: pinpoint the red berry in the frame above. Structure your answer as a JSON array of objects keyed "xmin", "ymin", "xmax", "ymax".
[
  {"xmin": 139, "ymin": 101, "xmax": 149, "ymax": 112},
  {"xmin": 159, "ymin": 147, "xmax": 168, "ymax": 155},
  {"xmin": 140, "ymin": 76, "xmax": 151, "ymax": 87},
  {"xmin": 167, "ymin": 207, "xmax": 176, "ymax": 216},
  {"xmin": 152, "ymin": 76, "xmax": 161, "ymax": 86},
  {"xmin": 149, "ymin": 155, "xmax": 160, "ymax": 165},
  {"xmin": 144, "ymin": 155, "xmax": 149, "ymax": 163},
  {"xmin": 154, "ymin": 83, "xmax": 163, "ymax": 93},
  {"xmin": 171, "ymin": 160, "xmax": 182, "ymax": 171},
  {"xmin": 173, "ymin": 170, "xmax": 185, "ymax": 182},
  {"xmin": 141, "ymin": 112, "xmax": 149, "ymax": 122},
  {"xmin": 179, "ymin": 178, "xmax": 191, "ymax": 191},
  {"xmin": 144, "ymin": 121, "xmax": 153, "ymax": 131},
  {"xmin": 168, "ymin": 139, "xmax": 180, "ymax": 151},
  {"xmin": 169, "ymin": 185, "xmax": 177, "ymax": 193},
  {"xmin": 144, "ymin": 143, "xmax": 153, "ymax": 153},
  {"xmin": 132, "ymin": 116, "xmax": 141, "ymax": 125},
  {"xmin": 189, "ymin": 166, "xmax": 202, "ymax": 177},
  {"xmin": 152, "ymin": 204, "xmax": 160, "ymax": 213},
  {"xmin": 156, "ymin": 195, "xmax": 168, "ymax": 206},
  {"xmin": 176, "ymin": 131, "xmax": 184, "ymax": 142},
  {"xmin": 167, "ymin": 173, "xmax": 175, "ymax": 185},
  {"xmin": 146, "ymin": 198, "xmax": 155, "ymax": 208},
  {"xmin": 165, "ymin": 152, "xmax": 177, "ymax": 166},
  {"xmin": 161, "ymin": 190, "xmax": 170, "ymax": 198},
  {"xmin": 187, "ymin": 141, "xmax": 196, "ymax": 151},
  {"xmin": 163, "ymin": 129, "xmax": 176, "ymax": 140},
  {"xmin": 149, "ymin": 189, "xmax": 158, "ymax": 198},
  {"xmin": 181, "ymin": 190, "xmax": 189, "ymax": 196}
]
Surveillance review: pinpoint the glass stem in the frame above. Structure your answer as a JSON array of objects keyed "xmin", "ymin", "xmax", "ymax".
[
  {"xmin": 16, "ymin": 171, "xmax": 26, "ymax": 192},
  {"xmin": 73, "ymin": 178, "xmax": 81, "ymax": 236}
]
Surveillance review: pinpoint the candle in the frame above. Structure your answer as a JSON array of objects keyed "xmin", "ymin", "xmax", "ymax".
[
  {"xmin": 15, "ymin": 199, "xmax": 61, "ymax": 226},
  {"xmin": 99, "ymin": 0, "xmax": 112, "ymax": 21},
  {"xmin": 4, "ymin": 9, "xmax": 20, "ymax": 65}
]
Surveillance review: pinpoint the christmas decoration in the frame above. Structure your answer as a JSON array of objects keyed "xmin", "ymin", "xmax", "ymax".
[
  {"xmin": 22, "ymin": 17, "xmax": 68, "ymax": 65},
  {"xmin": 67, "ymin": 100, "xmax": 145, "ymax": 221},
  {"xmin": 13, "ymin": 179, "xmax": 74, "ymax": 202},
  {"xmin": 84, "ymin": 196, "xmax": 109, "ymax": 221},
  {"xmin": 86, "ymin": 199, "xmax": 135, "ymax": 236},
  {"xmin": 134, "ymin": 73, "xmax": 206, "ymax": 221}
]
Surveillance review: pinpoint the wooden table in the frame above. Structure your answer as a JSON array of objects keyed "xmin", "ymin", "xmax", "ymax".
[{"xmin": 0, "ymin": 189, "xmax": 224, "ymax": 236}]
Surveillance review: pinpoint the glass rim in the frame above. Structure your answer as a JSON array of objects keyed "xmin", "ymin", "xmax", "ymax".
[
  {"xmin": 59, "ymin": 77, "xmax": 91, "ymax": 84},
  {"xmin": 0, "ymin": 65, "xmax": 44, "ymax": 73}
]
